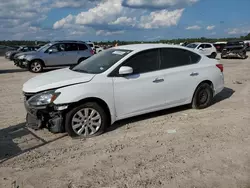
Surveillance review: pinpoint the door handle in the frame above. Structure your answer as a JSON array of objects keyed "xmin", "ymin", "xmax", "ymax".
[
  {"xmin": 190, "ymin": 72, "xmax": 199, "ymax": 76},
  {"xmin": 153, "ymin": 78, "xmax": 164, "ymax": 83}
]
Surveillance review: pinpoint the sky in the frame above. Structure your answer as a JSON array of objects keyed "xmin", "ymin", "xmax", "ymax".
[{"xmin": 0, "ymin": 0, "xmax": 250, "ymax": 41}]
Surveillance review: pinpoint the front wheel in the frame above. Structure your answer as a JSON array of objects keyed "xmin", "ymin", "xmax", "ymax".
[
  {"xmin": 192, "ymin": 83, "xmax": 213, "ymax": 109},
  {"xmin": 65, "ymin": 102, "xmax": 108, "ymax": 138},
  {"xmin": 29, "ymin": 60, "xmax": 44, "ymax": 73}
]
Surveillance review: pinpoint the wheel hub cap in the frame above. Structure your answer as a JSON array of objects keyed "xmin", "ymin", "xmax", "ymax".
[
  {"xmin": 31, "ymin": 62, "xmax": 41, "ymax": 72},
  {"xmin": 199, "ymin": 90, "xmax": 208, "ymax": 104},
  {"xmin": 71, "ymin": 108, "xmax": 101, "ymax": 136}
]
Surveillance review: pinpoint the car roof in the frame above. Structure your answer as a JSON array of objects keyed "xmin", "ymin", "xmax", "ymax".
[
  {"xmin": 52, "ymin": 40, "xmax": 87, "ymax": 44},
  {"xmin": 112, "ymin": 43, "xmax": 193, "ymax": 51}
]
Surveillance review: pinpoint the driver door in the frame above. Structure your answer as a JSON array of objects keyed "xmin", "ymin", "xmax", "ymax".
[
  {"xmin": 197, "ymin": 44, "xmax": 206, "ymax": 55},
  {"xmin": 44, "ymin": 43, "xmax": 67, "ymax": 66},
  {"xmin": 112, "ymin": 49, "xmax": 167, "ymax": 120}
]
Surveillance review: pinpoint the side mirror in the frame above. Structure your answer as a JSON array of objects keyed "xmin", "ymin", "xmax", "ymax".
[
  {"xmin": 198, "ymin": 47, "xmax": 203, "ymax": 50},
  {"xmin": 119, "ymin": 66, "xmax": 133, "ymax": 75},
  {"xmin": 48, "ymin": 49, "xmax": 56, "ymax": 54}
]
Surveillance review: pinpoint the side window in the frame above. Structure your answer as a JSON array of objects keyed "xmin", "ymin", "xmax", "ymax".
[
  {"xmin": 78, "ymin": 43, "xmax": 88, "ymax": 51},
  {"xmin": 189, "ymin": 51, "xmax": 201, "ymax": 64},
  {"xmin": 65, "ymin": 43, "xmax": 78, "ymax": 51},
  {"xmin": 160, "ymin": 48, "xmax": 200, "ymax": 69},
  {"xmin": 47, "ymin": 43, "xmax": 66, "ymax": 52},
  {"xmin": 205, "ymin": 44, "xmax": 212, "ymax": 48},
  {"xmin": 198, "ymin": 44, "xmax": 206, "ymax": 48},
  {"xmin": 123, "ymin": 49, "xmax": 159, "ymax": 74}
]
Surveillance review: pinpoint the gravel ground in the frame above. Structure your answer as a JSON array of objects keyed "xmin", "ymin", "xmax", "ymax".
[{"xmin": 0, "ymin": 55, "xmax": 249, "ymax": 188}]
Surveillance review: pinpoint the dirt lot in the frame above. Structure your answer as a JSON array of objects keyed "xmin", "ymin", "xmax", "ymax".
[{"xmin": 0, "ymin": 55, "xmax": 249, "ymax": 188}]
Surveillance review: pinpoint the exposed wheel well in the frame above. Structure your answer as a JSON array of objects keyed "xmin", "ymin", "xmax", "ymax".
[{"xmin": 67, "ymin": 97, "xmax": 111, "ymax": 125}]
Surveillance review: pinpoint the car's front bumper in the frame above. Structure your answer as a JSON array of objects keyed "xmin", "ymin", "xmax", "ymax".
[
  {"xmin": 14, "ymin": 58, "xmax": 29, "ymax": 68},
  {"xmin": 5, "ymin": 54, "xmax": 10, "ymax": 59},
  {"xmin": 24, "ymin": 96, "xmax": 68, "ymax": 133}
]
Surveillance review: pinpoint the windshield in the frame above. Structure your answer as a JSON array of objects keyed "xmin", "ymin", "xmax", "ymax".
[
  {"xmin": 37, "ymin": 43, "xmax": 51, "ymax": 52},
  {"xmin": 71, "ymin": 49, "xmax": 132, "ymax": 74},
  {"xmin": 186, "ymin": 43, "xmax": 199, "ymax": 48}
]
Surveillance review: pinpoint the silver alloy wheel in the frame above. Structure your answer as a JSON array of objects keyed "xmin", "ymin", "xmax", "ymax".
[
  {"xmin": 71, "ymin": 108, "xmax": 102, "ymax": 136},
  {"xmin": 31, "ymin": 62, "xmax": 42, "ymax": 72}
]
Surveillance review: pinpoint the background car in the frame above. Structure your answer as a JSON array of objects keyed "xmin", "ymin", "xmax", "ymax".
[
  {"xmin": 22, "ymin": 44, "xmax": 224, "ymax": 138},
  {"xmin": 221, "ymin": 40, "xmax": 247, "ymax": 59},
  {"xmin": 86, "ymin": 41, "xmax": 95, "ymax": 51},
  {"xmin": 213, "ymin": 41, "xmax": 227, "ymax": 53},
  {"xmin": 94, "ymin": 45, "xmax": 104, "ymax": 54},
  {"xmin": 15, "ymin": 40, "xmax": 94, "ymax": 73},
  {"xmin": 186, "ymin": 42, "xmax": 217, "ymax": 58},
  {"xmin": 5, "ymin": 46, "xmax": 38, "ymax": 60},
  {"xmin": 0, "ymin": 45, "xmax": 17, "ymax": 56}
]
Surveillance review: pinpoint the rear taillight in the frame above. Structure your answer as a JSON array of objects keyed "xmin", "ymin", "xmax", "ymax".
[
  {"xmin": 90, "ymin": 49, "xmax": 94, "ymax": 55},
  {"xmin": 216, "ymin": 64, "xmax": 223, "ymax": 72}
]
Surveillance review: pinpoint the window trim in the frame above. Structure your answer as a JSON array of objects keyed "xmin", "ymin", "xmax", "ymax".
[
  {"xmin": 159, "ymin": 47, "xmax": 201, "ymax": 71},
  {"xmin": 108, "ymin": 48, "xmax": 161, "ymax": 77}
]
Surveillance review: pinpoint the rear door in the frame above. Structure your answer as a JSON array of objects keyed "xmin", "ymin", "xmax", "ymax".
[
  {"xmin": 77, "ymin": 43, "xmax": 91, "ymax": 59},
  {"xmin": 62, "ymin": 43, "xmax": 79, "ymax": 65},
  {"xmin": 159, "ymin": 48, "xmax": 202, "ymax": 106}
]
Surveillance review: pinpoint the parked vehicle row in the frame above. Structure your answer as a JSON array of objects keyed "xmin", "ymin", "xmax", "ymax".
[
  {"xmin": 22, "ymin": 44, "xmax": 224, "ymax": 138},
  {"xmin": 5, "ymin": 46, "xmax": 39, "ymax": 60},
  {"xmin": 0, "ymin": 45, "xmax": 18, "ymax": 56}
]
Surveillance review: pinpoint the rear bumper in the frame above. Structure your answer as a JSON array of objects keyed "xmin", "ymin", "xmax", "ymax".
[{"xmin": 214, "ymin": 73, "xmax": 224, "ymax": 96}]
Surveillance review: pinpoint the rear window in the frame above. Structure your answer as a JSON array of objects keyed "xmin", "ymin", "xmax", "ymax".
[{"xmin": 78, "ymin": 43, "xmax": 88, "ymax": 50}]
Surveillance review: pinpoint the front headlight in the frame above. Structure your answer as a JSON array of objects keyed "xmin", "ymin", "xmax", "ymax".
[
  {"xmin": 28, "ymin": 90, "xmax": 61, "ymax": 106},
  {"xmin": 18, "ymin": 55, "xmax": 26, "ymax": 59}
]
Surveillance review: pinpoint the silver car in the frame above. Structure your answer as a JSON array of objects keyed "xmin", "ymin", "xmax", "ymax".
[{"xmin": 15, "ymin": 40, "xmax": 94, "ymax": 73}]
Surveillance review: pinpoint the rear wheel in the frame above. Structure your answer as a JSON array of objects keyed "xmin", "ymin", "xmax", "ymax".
[
  {"xmin": 29, "ymin": 60, "xmax": 43, "ymax": 73},
  {"xmin": 65, "ymin": 102, "xmax": 108, "ymax": 138},
  {"xmin": 192, "ymin": 83, "xmax": 213, "ymax": 109}
]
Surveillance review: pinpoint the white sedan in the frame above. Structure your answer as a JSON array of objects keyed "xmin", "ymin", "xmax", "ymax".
[{"xmin": 23, "ymin": 44, "xmax": 224, "ymax": 137}]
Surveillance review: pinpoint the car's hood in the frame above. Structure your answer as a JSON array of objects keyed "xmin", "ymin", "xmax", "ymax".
[
  {"xmin": 23, "ymin": 68, "xmax": 96, "ymax": 93},
  {"xmin": 16, "ymin": 51, "xmax": 37, "ymax": 56}
]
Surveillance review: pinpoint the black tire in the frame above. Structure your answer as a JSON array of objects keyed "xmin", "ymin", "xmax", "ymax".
[
  {"xmin": 192, "ymin": 83, "xmax": 213, "ymax": 109},
  {"xmin": 65, "ymin": 102, "xmax": 108, "ymax": 138},
  {"xmin": 77, "ymin": 57, "xmax": 86, "ymax": 64},
  {"xmin": 210, "ymin": 52, "xmax": 217, "ymax": 59},
  {"xmin": 29, "ymin": 60, "xmax": 44, "ymax": 73}
]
